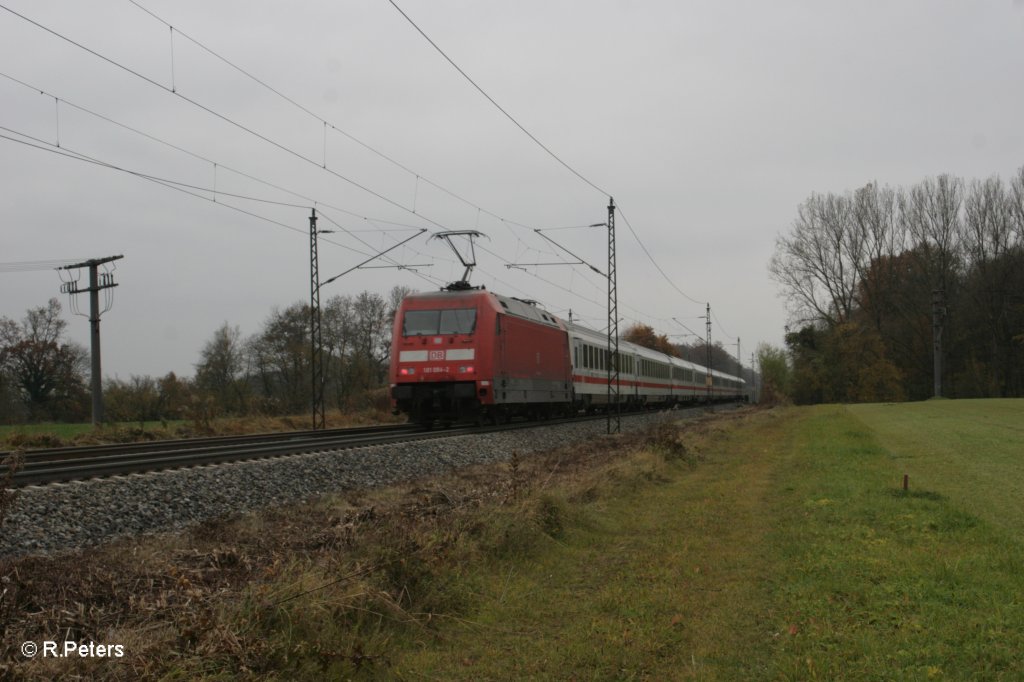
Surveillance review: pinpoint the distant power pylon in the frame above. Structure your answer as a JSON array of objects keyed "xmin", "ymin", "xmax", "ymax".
[{"xmin": 59, "ymin": 255, "xmax": 124, "ymax": 425}]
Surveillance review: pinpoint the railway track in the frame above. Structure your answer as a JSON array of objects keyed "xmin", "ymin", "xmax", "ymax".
[
  {"xmin": 1, "ymin": 406, "xmax": 739, "ymax": 488},
  {"xmin": 2, "ymin": 422, "xmax": 440, "ymax": 487}
]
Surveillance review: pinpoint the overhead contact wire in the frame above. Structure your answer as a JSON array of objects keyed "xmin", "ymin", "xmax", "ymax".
[
  {"xmin": 386, "ymin": 0, "xmax": 609, "ymax": 198},
  {"xmin": 125, "ymin": 0, "xmax": 552, "ymax": 249}
]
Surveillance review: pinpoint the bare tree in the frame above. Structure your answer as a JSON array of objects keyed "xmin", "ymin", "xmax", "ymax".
[
  {"xmin": 194, "ymin": 323, "xmax": 248, "ymax": 414},
  {"xmin": 247, "ymin": 304, "xmax": 310, "ymax": 414},
  {"xmin": 769, "ymin": 192, "xmax": 860, "ymax": 326},
  {"xmin": 850, "ymin": 182, "xmax": 906, "ymax": 329},
  {"xmin": 961, "ymin": 176, "xmax": 1021, "ymax": 395},
  {"xmin": 323, "ymin": 294, "xmax": 355, "ymax": 406},
  {"xmin": 1010, "ymin": 166, "xmax": 1024, "ymax": 245},
  {"xmin": 900, "ymin": 175, "xmax": 964, "ymax": 293}
]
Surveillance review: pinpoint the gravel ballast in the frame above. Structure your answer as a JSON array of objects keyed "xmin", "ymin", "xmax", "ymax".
[{"xmin": 0, "ymin": 410, "xmax": 711, "ymax": 558}]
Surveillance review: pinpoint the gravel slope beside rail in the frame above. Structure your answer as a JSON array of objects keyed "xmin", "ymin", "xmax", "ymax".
[{"xmin": 1, "ymin": 409, "xmax": 720, "ymax": 557}]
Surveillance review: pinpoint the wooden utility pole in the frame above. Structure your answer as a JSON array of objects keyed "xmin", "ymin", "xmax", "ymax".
[{"xmin": 59, "ymin": 255, "xmax": 124, "ymax": 425}]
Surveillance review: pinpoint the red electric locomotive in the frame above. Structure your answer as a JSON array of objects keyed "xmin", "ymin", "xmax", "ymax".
[{"xmin": 388, "ymin": 287, "xmax": 572, "ymax": 425}]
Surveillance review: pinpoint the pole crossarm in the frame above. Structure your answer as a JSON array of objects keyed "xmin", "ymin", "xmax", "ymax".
[
  {"xmin": 358, "ymin": 263, "xmax": 432, "ymax": 270},
  {"xmin": 58, "ymin": 254, "xmax": 124, "ymax": 296},
  {"xmin": 59, "ymin": 254, "xmax": 124, "ymax": 271},
  {"xmin": 505, "ymin": 261, "xmax": 587, "ymax": 268},
  {"xmin": 533, "ymin": 229, "xmax": 606, "ymax": 278},
  {"xmin": 321, "ymin": 229, "xmax": 427, "ymax": 287}
]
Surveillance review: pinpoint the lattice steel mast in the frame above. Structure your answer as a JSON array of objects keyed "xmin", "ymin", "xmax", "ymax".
[
  {"xmin": 607, "ymin": 197, "xmax": 620, "ymax": 434},
  {"xmin": 309, "ymin": 209, "xmax": 326, "ymax": 430},
  {"xmin": 705, "ymin": 302, "xmax": 712, "ymax": 407}
]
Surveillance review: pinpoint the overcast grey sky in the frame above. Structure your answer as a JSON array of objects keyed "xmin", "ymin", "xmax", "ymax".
[{"xmin": 2, "ymin": 0, "xmax": 1023, "ymax": 379}]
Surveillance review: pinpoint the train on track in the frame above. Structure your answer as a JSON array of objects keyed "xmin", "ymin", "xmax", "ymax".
[{"xmin": 388, "ymin": 286, "xmax": 746, "ymax": 426}]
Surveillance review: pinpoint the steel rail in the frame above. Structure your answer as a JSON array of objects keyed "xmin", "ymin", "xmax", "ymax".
[
  {"xmin": 5, "ymin": 404, "xmax": 740, "ymax": 488},
  {"xmin": 11, "ymin": 425, "xmax": 477, "ymax": 487},
  {"xmin": 1, "ymin": 422, "xmax": 421, "ymax": 464}
]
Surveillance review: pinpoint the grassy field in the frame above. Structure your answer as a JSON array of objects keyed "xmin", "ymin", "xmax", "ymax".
[
  {"xmin": 0, "ymin": 419, "xmax": 176, "ymax": 440},
  {"xmin": 385, "ymin": 400, "xmax": 1024, "ymax": 679},
  {"xmin": 5, "ymin": 400, "xmax": 1024, "ymax": 680}
]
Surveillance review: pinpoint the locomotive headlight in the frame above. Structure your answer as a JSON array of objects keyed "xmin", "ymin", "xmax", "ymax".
[
  {"xmin": 459, "ymin": 365, "xmax": 475, "ymax": 374},
  {"xmin": 399, "ymin": 367, "xmax": 415, "ymax": 376}
]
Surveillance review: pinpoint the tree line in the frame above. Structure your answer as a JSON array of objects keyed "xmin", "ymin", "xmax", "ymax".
[
  {"xmin": 0, "ymin": 286, "xmax": 411, "ymax": 424},
  {"xmin": 768, "ymin": 167, "xmax": 1024, "ymax": 403}
]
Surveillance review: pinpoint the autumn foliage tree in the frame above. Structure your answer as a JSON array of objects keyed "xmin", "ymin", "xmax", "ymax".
[
  {"xmin": 621, "ymin": 323, "xmax": 678, "ymax": 356},
  {"xmin": 0, "ymin": 298, "xmax": 88, "ymax": 421},
  {"xmin": 772, "ymin": 166, "xmax": 1024, "ymax": 402}
]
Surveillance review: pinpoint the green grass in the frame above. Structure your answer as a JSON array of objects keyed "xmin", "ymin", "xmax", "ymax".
[
  {"xmin": 380, "ymin": 403, "xmax": 1024, "ymax": 679},
  {"xmin": 0, "ymin": 422, "xmax": 98, "ymax": 440},
  {"xmin": 765, "ymin": 404, "xmax": 1024, "ymax": 679},
  {"xmin": 0, "ymin": 421, "xmax": 181, "ymax": 449},
  {"xmin": 848, "ymin": 399, "xmax": 1024, "ymax": 535}
]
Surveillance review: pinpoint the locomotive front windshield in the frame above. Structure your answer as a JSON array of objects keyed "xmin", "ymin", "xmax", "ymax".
[{"xmin": 402, "ymin": 308, "xmax": 477, "ymax": 336}]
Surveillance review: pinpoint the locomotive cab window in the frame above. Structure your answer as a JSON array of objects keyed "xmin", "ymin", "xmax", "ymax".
[{"xmin": 402, "ymin": 308, "xmax": 477, "ymax": 336}]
